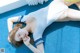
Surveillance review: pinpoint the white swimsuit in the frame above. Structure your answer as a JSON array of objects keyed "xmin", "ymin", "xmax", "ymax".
[{"xmin": 17, "ymin": 0, "xmax": 68, "ymax": 46}]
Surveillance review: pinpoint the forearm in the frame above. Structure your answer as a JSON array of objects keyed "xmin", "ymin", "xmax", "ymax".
[
  {"xmin": 36, "ymin": 43, "xmax": 44, "ymax": 53},
  {"xmin": 7, "ymin": 16, "xmax": 20, "ymax": 32},
  {"xmin": 25, "ymin": 43, "xmax": 41, "ymax": 53},
  {"xmin": 7, "ymin": 18, "xmax": 13, "ymax": 32}
]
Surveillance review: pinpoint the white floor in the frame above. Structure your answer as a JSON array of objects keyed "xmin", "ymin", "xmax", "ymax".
[
  {"xmin": 0, "ymin": 0, "xmax": 19, "ymax": 7},
  {"xmin": 0, "ymin": 0, "xmax": 27, "ymax": 14}
]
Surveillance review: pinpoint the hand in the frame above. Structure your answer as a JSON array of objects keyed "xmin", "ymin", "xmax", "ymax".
[{"xmin": 23, "ymin": 35, "xmax": 30, "ymax": 46}]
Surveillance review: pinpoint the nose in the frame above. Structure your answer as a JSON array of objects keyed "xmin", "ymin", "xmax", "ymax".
[{"xmin": 19, "ymin": 36, "xmax": 22, "ymax": 40}]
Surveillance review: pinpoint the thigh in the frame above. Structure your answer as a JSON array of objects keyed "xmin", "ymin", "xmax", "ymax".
[
  {"xmin": 67, "ymin": 8, "xmax": 80, "ymax": 21},
  {"xmin": 56, "ymin": 9, "xmax": 69, "ymax": 22}
]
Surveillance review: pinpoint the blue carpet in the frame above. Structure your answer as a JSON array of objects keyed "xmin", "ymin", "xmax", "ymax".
[{"xmin": 0, "ymin": 0, "xmax": 80, "ymax": 53}]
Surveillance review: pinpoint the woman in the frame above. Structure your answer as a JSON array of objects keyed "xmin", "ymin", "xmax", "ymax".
[
  {"xmin": 8, "ymin": 23, "xmax": 41, "ymax": 53},
  {"xmin": 8, "ymin": 0, "xmax": 80, "ymax": 53}
]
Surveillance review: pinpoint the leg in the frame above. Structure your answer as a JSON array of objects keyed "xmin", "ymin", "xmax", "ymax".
[
  {"xmin": 67, "ymin": 8, "xmax": 80, "ymax": 21},
  {"xmin": 56, "ymin": 8, "xmax": 80, "ymax": 22},
  {"xmin": 55, "ymin": 9, "xmax": 69, "ymax": 22}
]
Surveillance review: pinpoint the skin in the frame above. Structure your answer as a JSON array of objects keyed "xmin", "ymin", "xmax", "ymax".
[{"xmin": 7, "ymin": 0, "xmax": 80, "ymax": 53}]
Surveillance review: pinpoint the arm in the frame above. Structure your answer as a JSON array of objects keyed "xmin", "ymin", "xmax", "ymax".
[
  {"xmin": 7, "ymin": 16, "xmax": 20, "ymax": 32},
  {"xmin": 25, "ymin": 43, "xmax": 41, "ymax": 53},
  {"xmin": 23, "ymin": 36, "xmax": 44, "ymax": 53},
  {"xmin": 36, "ymin": 43, "xmax": 44, "ymax": 53}
]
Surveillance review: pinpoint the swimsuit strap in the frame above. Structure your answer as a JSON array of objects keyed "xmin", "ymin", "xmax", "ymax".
[{"xmin": 19, "ymin": 15, "xmax": 24, "ymax": 22}]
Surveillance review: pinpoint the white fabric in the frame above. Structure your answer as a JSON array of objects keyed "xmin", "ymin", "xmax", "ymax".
[
  {"xmin": 20, "ymin": 1, "xmax": 68, "ymax": 43},
  {"xmin": 25, "ymin": 0, "xmax": 48, "ymax": 6}
]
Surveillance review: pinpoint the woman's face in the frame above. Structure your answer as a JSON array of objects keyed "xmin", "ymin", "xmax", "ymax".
[
  {"xmin": 14, "ymin": 33, "xmax": 22, "ymax": 41},
  {"xmin": 14, "ymin": 29, "xmax": 29, "ymax": 42}
]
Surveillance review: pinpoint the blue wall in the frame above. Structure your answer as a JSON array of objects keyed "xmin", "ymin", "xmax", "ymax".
[{"xmin": 0, "ymin": 0, "xmax": 80, "ymax": 53}]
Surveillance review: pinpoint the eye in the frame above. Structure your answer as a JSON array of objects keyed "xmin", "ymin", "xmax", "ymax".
[{"xmin": 18, "ymin": 34, "xmax": 22, "ymax": 40}]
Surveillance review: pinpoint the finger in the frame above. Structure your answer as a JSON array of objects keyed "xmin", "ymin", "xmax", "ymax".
[
  {"xmin": 22, "ymin": 34, "xmax": 27, "ymax": 39},
  {"xmin": 25, "ymin": 36, "xmax": 30, "ymax": 41},
  {"xmin": 23, "ymin": 37, "xmax": 28, "ymax": 41},
  {"xmin": 26, "ymin": 35, "xmax": 29, "ymax": 38},
  {"xmin": 22, "ymin": 33, "xmax": 28, "ymax": 39}
]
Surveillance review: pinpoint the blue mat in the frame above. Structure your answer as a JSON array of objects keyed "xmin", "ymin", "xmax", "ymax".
[{"xmin": 0, "ymin": 0, "xmax": 80, "ymax": 53}]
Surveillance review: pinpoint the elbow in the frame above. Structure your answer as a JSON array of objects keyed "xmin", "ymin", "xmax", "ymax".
[
  {"xmin": 7, "ymin": 18, "xmax": 11, "ymax": 22},
  {"xmin": 7, "ymin": 18, "xmax": 13, "ymax": 24}
]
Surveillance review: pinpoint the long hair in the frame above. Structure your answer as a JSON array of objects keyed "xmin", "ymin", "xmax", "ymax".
[{"xmin": 9, "ymin": 23, "xmax": 34, "ymax": 47}]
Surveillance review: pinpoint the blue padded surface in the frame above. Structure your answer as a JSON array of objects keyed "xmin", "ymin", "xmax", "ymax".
[{"xmin": 0, "ymin": 0, "xmax": 80, "ymax": 53}]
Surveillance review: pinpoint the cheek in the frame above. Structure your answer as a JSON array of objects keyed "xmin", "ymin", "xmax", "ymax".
[{"xmin": 14, "ymin": 35, "xmax": 21, "ymax": 41}]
